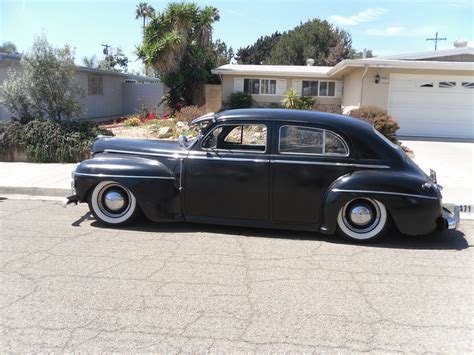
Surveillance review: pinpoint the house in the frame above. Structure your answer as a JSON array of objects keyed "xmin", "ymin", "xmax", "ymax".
[
  {"xmin": 212, "ymin": 46, "xmax": 474, "ymax": 139},
  {"xmin": 0, "ymin": 52, "xmax": 164, "ymax": 121}
]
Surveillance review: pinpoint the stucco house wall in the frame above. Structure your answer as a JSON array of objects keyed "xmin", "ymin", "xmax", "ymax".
[
  {"xmin": 342, "ymin": 67, "xmax": 474, "ymax": 112},
  {"xmin": 122, "ymin": 81, "xmax": 164, "ymax": 116},
  {"xmin": 77, "ymin": 71, "xmax": 125, "ymax": 119},
  {"xmin": 222, "ymin": 74, "xmax": 342, "ymax": 107}
]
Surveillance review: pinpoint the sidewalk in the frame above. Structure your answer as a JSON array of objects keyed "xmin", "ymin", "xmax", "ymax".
[{"xmin": 0, "ymin": 162, "xmax": 74, "ymax": 196}]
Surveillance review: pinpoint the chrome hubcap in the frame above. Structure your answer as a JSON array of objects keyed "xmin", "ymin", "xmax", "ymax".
[
  {"xmin": 97, "ymin": 183, "xmax": 132, "ymax": 218},
  {"xmin": 104, "ymin": 191, "xmax": 126, "ymax": 211},
  {"xmin": 350, "ymin": 205, "xmax": 372, "ymax": 226},
  {"xmin": 342, "ymin": 198, "xmax": 381, "ymax": 234}
]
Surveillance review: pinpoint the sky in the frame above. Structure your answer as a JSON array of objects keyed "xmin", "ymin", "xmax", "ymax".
[{"xmin": 1, "ymin": 0, "xmax": 473, "ymax": 72}]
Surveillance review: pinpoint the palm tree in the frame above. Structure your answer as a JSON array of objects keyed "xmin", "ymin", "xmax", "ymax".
[
  {"xmin": 135, "ymin": 2, "xmax": 155, "ymax": 28},
  {"xmin": 196, "ymin": 6, "xmax": 220, "ymax": 47},
  {"xmin": 136, "ymin": 2, "xmax": 220, "ymax": 106}
]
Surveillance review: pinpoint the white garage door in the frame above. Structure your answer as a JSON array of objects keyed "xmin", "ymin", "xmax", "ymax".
[{"xmin": 388, "ymin": 74, "xmax": 474, "ymax": 139}]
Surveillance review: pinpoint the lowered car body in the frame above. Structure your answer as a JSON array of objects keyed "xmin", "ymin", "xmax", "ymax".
[{"xmin": 67, "ymin": 109, "xmax": 459, "ymax": 242}]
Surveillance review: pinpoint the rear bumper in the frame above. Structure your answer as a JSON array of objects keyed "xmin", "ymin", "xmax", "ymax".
[{"xmin": 437, "ymin": 204, "xmax": 460, "ymax": 231}]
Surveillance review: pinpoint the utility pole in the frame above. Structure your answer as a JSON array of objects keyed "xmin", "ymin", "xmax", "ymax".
[
  {"xmin": 101, "ymin": 44, "xmax": 111, "ymax": 69},
  {"xmin": 426, "ymin": 32, "xmax": 446, "ymax": 51}
]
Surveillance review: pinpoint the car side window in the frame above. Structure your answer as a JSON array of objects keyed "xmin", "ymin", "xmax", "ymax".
[
  {"xmin": 202, "ymin": 124, "xmax": 267, "ymax": 152},
  {"xmin": 279, "ymin": 125, "xmax": 348, "ymax": 156}
]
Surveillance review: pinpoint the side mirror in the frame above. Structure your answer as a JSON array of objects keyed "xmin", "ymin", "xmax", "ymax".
[{"xmin": 178, "ymin": 135, "xmax": 188, "ymax": 148}]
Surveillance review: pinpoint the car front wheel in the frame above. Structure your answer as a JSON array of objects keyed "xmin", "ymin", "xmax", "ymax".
[
  {"xmin": 337, "ymin": 198, "xmax": 389, "ymax": 242},
  {"xmin": 88, "ymin": 181, "xmax": 139, "ymax": 226}
]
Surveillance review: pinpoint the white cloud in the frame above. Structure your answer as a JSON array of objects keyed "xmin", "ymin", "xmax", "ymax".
[
  {"xmin": 365, "ymin": 26, "xmax": 406, "ymax": 36},
  {"xmin": 330, "ymin": 8, "xmax": 387, "ymax": 26}
]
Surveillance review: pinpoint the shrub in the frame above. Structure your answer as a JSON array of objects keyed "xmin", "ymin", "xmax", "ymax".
[
  {"xmin": 123, "ymin": 115, "xmax": 142, "ymax": 127},
  {"xmin": 150, "ymin": 120, "xmax": 178, "ymax": 139},
  {"xmin": 172, "ymin": 105, "xmax": 209, "ymax": 123},
  {"xmin": 0, "ymin": 119, "xmax": 113, "ymax": 163},
  {"xmin": 298, "ymin": 96, "xmax": 315, "ymax": 110},
  {"xmin": 281, "ymin": 88, "xmax": 314, "ymax": 110},
  {"xmin": 0, "ymin": 35, "xmax": 84, "ymax": 122},
  {"xmin": 224, "ymin": 92, "xmax": 254, "ymax": 109},
  {"xmin": 348, "ymin": 106, "xmax": 400, "ymax": 143}
]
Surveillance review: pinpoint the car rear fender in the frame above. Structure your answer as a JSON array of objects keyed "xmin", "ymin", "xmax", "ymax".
[{"xmin": 320, "ymin": 170, "xmax": 442, "ymax": 235}]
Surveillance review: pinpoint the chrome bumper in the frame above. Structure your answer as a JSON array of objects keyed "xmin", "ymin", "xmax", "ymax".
[{"xmin": 441, "ymin": 204, "xmax": 460, "ymax": 231}]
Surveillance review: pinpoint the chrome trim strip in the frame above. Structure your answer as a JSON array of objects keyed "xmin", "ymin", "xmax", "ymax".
[
  {"xmin": 188, "ymin": 155, "xmax": 268, "ymax": 163},
  {"xmin": 103, "ymin": 149, "xmax": 183, "ymax": 159},
  {"xmin": 332, "ymin": 188, "xmax": 438, "ymax": 200},
  {"xmin": 273, "ymin": 160, "xmax": 390, "ymax": 169},
  {"xmin": 74, "ymin": 172, "xmax": 176, "ymax": 180}
]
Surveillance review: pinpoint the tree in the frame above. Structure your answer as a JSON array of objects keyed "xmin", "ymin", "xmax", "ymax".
[
  {"xmin": 98, "ymin": 47, "xmax": 128, "ymax": 72},
  {"xmin": 211, "ymin": 39, "xmax": 234, "ymax": 67},
  {"xmin": 137, "ymin": 2, "xmax": 221, "ymax": 109},
  {"xmin": 82, "ymin": 55, "xmax": 98, "ymax": 68},
  {"xmin": 0, "ymin": 41, "xmax": 18, "ymax": 54},
  {"xmin": 267, "ymin": 19, "xmax": 355, "ymax": 65},
  {"xmin": 235, "ymin": 32, "xmax": 281, "ymax": 64},
  {"xmin": 235, "ymin": 20, "xmax": 371, "ymax": 66},
  {"xmin": 0, "ymin": 36, "xmax": 84, "ymax": 122},
  {"xmin": 353, "ymin": 49, "xmax": 374, "ymax": 59},
  {"xmin": 135, "ymin": 2, "xmax": 156, "ymax": 28}
]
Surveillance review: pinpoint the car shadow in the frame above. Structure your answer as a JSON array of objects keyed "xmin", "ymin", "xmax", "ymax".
[{"xmin": 79, "ymin": 215, "xmax": 470, "ymax": 251}]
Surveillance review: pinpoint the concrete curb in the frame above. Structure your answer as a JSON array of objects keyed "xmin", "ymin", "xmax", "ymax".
[{"xmin": 0, "ymin": 186, "xmax": 70, "ymax": 197}]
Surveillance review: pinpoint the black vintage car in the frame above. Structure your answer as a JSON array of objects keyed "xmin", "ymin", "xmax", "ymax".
[{"xmin": 66, "ymin": 109, "xmax": 459, "ymax": 242}]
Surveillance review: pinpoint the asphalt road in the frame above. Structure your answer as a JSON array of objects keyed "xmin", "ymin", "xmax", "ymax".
[{"xmin": 1, "ymin": 198, "xmax": 473, "ymax": 353}]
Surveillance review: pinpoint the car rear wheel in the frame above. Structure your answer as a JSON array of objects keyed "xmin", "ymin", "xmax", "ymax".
[
  {"xmin": 88, "ymin": 181, "xmax": 139, "ymax": 226},
  {"xmin": 337, "ymin": 198, "xmax": 388, "ymax": 242}
]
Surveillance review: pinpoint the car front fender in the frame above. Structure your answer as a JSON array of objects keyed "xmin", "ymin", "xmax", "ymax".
[{"xmin": 74, "ymin": 155, "xmax": 182, "ymax": 221}]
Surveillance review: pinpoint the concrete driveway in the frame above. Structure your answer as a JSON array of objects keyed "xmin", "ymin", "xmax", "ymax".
[
  {"xmin": 402, "ymin": 140, "xmax": 474, "ymax": 208},
  {"xmin": 1, "ymin": 199, "xmax": 473, "ymax": 353}
]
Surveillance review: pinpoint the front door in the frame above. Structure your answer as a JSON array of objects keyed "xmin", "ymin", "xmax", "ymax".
[{"xmin": 184, "ymin": 122, "xmax": 270, "ymax": 221}]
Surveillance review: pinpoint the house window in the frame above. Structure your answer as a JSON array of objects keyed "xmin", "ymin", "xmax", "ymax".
[
  {"xmin": 244, "ymin": 79, "xmax": 259, "ymax": 94},
  {"xmin": 439, "ymin": 81, "xmax": 456, "ymax": 88},
  {"xmin": 462, "ymin": 82, "xmax": 474, "ymax": 89},
  {"xmin": 243, "ymin": 78, "xmax": 276, "ymax": 95},
  {"xmin": 302, "ymin": 81, "xmax": 319, "ymax": 96},
  {"xmin": 279, "ymin": 126, "xmax": 349, "ymax": 156},
  {"xmin": 319, "ymin": 81, "xmax": 335, "ymax": 96},
  {"xmin": 260, "ymin": 79, "xmax": 276, "ymax": 95},
  {"xmin": 88, "ymin": 75, "xmax": 103, "ymax": 95},
  {"xmin": 302, "ymin": 80, "xmax": 335, "ymax": 97}
]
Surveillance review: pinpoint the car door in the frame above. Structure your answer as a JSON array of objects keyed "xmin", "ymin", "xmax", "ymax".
[
  {"xmin": 184, "ymin": 121, "xmax": 271, "ymax": 221},
  {"xmin": 272, "ymin": 123, "xmax": 353, "ymax": 225}
]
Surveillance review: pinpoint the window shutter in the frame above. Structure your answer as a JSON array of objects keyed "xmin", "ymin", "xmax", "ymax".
[
  {"xmin": 276, "ymin": 79, "xmax": 287, "ymax": 95},
  {"xmin": 335, "ymin": 81, "xmax": 343, "ymax": 98},
  {"xmin": 292, "ymin": 79, "xmax": 302, "ymax": 96},
  {"xmin": 234, "ymin": 77, "xmax": 244, "ymax": 92}
]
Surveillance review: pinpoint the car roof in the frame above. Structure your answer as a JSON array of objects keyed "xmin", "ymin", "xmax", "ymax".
[
  {"xmin": 216, "ymin": 108, "xmax": 372, "ymax": 132},
  {"xmin": 215, "ymin": 108, "xmax": 403, "ymax": 163}
]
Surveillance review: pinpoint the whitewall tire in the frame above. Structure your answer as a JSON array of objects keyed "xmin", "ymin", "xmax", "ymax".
[
  {"xmin": 337, "ymin": 198, "xmax": 389, "ymax": 242},
  {"xmin": 88, "ymin": 181, "xmax": 139, "ymax": 226}
]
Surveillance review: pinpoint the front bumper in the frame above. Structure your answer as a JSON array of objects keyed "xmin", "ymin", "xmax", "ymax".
[{"xmin": 437, "ymin": 204, "xmax": 460, "ymax": 231}]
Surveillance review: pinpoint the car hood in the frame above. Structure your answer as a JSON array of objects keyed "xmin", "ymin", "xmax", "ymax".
[{"xmin": 92, "ymin": 137, "xmax": 182, "ymax": 156}]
